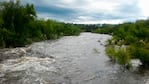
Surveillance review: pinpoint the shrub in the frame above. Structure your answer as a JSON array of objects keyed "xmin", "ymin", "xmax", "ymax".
[{"xmin": 106, "ymin": 45, "xmax": 131, "ymax": 70}]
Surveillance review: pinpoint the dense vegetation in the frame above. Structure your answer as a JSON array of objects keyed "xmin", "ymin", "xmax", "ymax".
[
  {"xmin": 76, "ymin": 24, "xmax": 99, "ymax": 32},
  {"xmin": 94, "ymin": 20, "xmax": 149, "ymax": 68},
  {"xmin": 0, "ymin": 1, "xmax": 81, "ymax": 48},
  {"xmin": 92, "ymin": 24, "xmax": 117, "ymax": 34}
]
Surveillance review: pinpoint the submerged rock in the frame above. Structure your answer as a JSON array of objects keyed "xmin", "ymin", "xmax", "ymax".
[{"xmin": 130, "ymin": 59, "xmax": 142, "ymax": 68}]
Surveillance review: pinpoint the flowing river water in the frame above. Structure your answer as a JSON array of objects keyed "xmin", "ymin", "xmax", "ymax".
[{"xmin": 0, "ymin": 32, "xmax": 149, "ymax": 84}]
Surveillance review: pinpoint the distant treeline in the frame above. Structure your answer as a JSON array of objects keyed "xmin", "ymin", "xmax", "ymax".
[
  {"xmin": 92, "ymin": 24, "xmax": 118, "ymax": 34},
  {"xmin": 93, "ymin": 20, "xmax": 149, "ymax": 68},
  {"xmin": 0, "ymin": 1, "xmax": 82, "ymax": 48},
  {"xmin": 75, "ymin": 24, "xmax": 100, "ymax": 32}
]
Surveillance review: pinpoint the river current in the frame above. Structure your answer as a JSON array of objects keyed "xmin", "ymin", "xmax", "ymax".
[{"xmin": 0, "ymin": 33, "xmax": 149, "ymax": 84}]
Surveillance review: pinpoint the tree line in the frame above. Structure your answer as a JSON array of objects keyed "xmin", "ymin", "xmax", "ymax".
[{"xmin": 0, "ymin": 0, "xmax": 82, "ymax": 48}]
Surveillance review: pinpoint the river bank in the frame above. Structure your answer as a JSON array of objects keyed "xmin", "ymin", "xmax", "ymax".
[{"xmin": 0, "ymin": 33, "xmax": 149, "ymax": 84}]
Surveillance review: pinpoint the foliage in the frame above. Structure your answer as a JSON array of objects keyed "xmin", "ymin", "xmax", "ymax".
[
  {"xmin": 92, "ymin": 24, "xmax": 117, "ymax": 34},
  {"xmin": 105, "ymin": 20, "xmax": 149, "ymax": 67},
  {"xmin": 127, "ymin": 45, "xmax": 149, "ymax": 66},
  {"xmin": 0, "ymin": 0, "xmax": 81, "ymax": 48},
  {"xmin": 106, "ymin": 45, "xmax": 116, "ymax": 61},
  {"xmin": 106, "ymin": 45, "xmax": 131, "ymax": 69}
]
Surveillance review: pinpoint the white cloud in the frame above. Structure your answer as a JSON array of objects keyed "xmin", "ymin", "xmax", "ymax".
[
  {"xmin": 73, "ymin": 19, "xmax": 123, "ymax": 24},
  {"xmin": 139, "ymin": 0, "xmax": 149, "ymax": 17},
  {"xmin": 22, "ymin": 0, "xmax": 149, "ymax": 24},
  {"xmin": 83, "ymin": 0, "xmax": 117, "ymax": 11},
  {"xmin": 77, "ymin": 16, "xmax": 92, "ymax": 21}
]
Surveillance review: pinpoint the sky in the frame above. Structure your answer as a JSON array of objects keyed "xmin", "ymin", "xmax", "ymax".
[{"xmin": 21, "ymin": 0, "xmax": 149, "ymax": 24}]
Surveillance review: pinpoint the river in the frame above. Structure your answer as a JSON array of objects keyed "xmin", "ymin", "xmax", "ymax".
[{"xmin": 0, "ymin": 32, "xmax": 149, "ymax": 84}]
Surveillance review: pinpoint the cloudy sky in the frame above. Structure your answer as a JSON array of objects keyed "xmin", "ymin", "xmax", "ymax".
[{"xmin": 22, "ymin": 0, "xmax": 149, "ymax": 24}]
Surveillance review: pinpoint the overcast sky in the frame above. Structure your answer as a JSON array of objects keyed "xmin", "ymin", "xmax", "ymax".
[{"xmin": 22, "ymin": 0, "xmax": 149, "ymax": 24}]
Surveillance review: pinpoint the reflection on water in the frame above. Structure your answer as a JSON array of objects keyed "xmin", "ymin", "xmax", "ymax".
[{"xmin": 0, "ymin": 33, "xmax": 149, "ymax": 84}]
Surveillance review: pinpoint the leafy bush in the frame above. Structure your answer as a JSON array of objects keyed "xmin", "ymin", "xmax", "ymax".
[
  {"xmin": 128, "ymin": 45, "xmax": 149, "ymax": 66},
  {"xmin": 0, "ymin": 1, "xmax": 82, "ymax": 48},
  {"xmin": 106, "ymin": 45, "xmax": 116, "ymax": 61},
  {"xmin": 106, "ymin": 46, "xmax": 131, "ymax": 69},
  {"xmin": 106, "ymin": 20, "xmax": 149, "ymax": 67}
]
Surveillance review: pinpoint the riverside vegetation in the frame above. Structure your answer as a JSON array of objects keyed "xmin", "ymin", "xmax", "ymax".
[
  {"xmin": 93, "ymin": 20, "xmax": 149, "ymax": 69},
  {"xmin": 0, "ymin": 0, "xmax": 82, "ymax": 48},
  {"xmin": 1, "ymin": 0, "xmax": 149, "ymax": 69}
]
